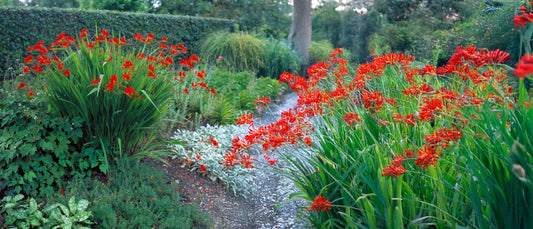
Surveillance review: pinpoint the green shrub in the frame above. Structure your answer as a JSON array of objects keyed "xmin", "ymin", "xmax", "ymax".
[
  {"xmin": 166, "ymin": 66, "xmax": 286, "ymax": 130},
  {"xmin": 308, "ymin": 41, "xmax": 334, "ymax": 65},
  {"xmin": 201, "ymin": 32, "xmax": 266, "ymax": 73},
  {"xmin": 207, "ymin": 67, "xmax": 286, "ymax": 111},
  {"xmin": 0, "ymin": 7, "xmax": 235, "ymax": 79},
  {"xmin": 0, "ymin": 93, "xmax": 101, "ymax": 198},
  {"xmin": 259, "ymin": 38, "xmax": 300, "ymax": 78},
  {"xmin": 77, "ymin": 157, "xmax": 211, "ymax": 228}
]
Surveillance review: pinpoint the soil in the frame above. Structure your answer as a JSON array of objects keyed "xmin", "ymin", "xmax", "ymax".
[{"xmin": 142, "ymin": 93, "xmax": 311, "ymax": 229}]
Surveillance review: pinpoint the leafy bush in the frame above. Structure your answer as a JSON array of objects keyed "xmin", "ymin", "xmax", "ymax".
[
  {"xmin": 259, "ymin": 38, "xmax": 300, "ymax": 78},
  {"xmin": 308, "ymin": 41, "xmax": 334, "ymax": 65},
  {"xmin": 167, "ymin": 66, "xmax": 286, "ymax": 130},
  {"xmin": 308, "ymin": 40, "xmax": 351, "ymax": 65},
  {"xmin": 201, "ymin": 32, "xmax": 266, "ymax": 73},
  {"xmin": 0, "ymin": 7, "xmax": 235, "ymax": 79},
  {"xmin": 77, "ymin": 157, "xmax": 211, "ymax": 228},
  {"xmin": 0, "ymin": 93, "xmax": 102, "ymax": 198},
  {"xmin": 171, "ymin": 124, "xmax": 256, "ymax": 196}
]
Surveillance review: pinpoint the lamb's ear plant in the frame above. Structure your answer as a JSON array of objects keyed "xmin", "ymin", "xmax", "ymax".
[{"xmin": 44, "ymin": 196, "xmax": 93, "ymax": 229}]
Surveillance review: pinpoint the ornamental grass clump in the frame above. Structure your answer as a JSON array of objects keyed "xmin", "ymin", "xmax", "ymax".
[
  {"xmin": 19, "ymin": 29, "xmax": 204, "ymax": 154},
  {"xmin": 230, "ymin": 40, "xmax": 532, "ymax": 227}
]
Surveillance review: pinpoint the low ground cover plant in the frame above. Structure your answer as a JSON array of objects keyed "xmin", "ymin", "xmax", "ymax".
[{"xmin": 171, "ymin": 124, "xmax": 257, "ymax": 196}]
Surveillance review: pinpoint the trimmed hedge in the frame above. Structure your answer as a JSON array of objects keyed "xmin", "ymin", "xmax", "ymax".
[{"xmin": 0, "ymin": 7, "xmax": 235, "ymax": 79}]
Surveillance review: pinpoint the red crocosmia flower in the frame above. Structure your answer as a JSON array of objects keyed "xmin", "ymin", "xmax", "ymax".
[
  {"xmin": 159, "ymin": 43, "xmax": 168, "ymax": 49},
  {"xmin": 183, "ymin": 88, "xmax": 189, "ymax": 94},
  {"xmin": 209, "ymin": 136, "xmax": 219, "ymax": 147},
  {"xmin": 23, "ymin": 66, "xmax": 31, "ymax": 73},
  {"xmin": 124, "ymin": 86, "xmax": 136, "ymax": 97},
  {"xmin": 264, "ymin": 155, "xmax": 278, "ymax": 165},
  {"xmin": 27, "ymin": 89, "xmax": 35, "ymax": 98},
  {"xmin": 100, "ymin": 29, "xmax": 109, "ymax": 38},
  {"xmin": 109, "ymin": 74, "xmax": 118, "ymax": 84},
  {"xmin": 57, "ymin": 62, "xmax": 65, "ymax": 71},
  {"xmin": 279, "ymin": 71, "xmax": 296, "ymax": 83},
  {"xmin": 161, "ymin": 36, "xmax": 168, "ymax": 42},
  {"xmin": 180, "ymin": 59, "xmax": 193, "ymax": 68},
  {"xmin": 177, "ymin": 43, "xmax": 188, "ymax": 53},
  {"xmin": 122, "ymin": 60, "xmax": 134, "ymax": 70},
  {"xmin": 210, "ymin": 87, "xmax": 216, "ymax": 96},
  {"xmin": 122, "ymin": 72, "xmax": 131, "ymax": 80},
  {"xmin": 415, "ymin": 144, "xmax": 440, "ymax": 168},
  {"xmin": 63, "ymin": 69, "xmax": 70, "ymax": 77},
  {"xmin": 382, "ymin": 163, "xmax": 407, "ymax": 177},
  {"xmin": 343, "ymin": 112, "xmax": 361, "ymax": 125},
  {"xmin": 165, "ymin": 56, "xmax": 174, "ymax": 65},
  {"xmin": 307, "ymin": 196, "xmax": 332, "ymax": 212},
  {"xmin": 32, "ymin": 65, "xmax": 43, "ymax": 73},
  {"xmin": 200, "ymin": 164, "xmax": 207, "ymax": 173},
  {"xmin": 104, "ymin": 75, "xmax": 118, "ymax": 91},
  {"xmin": 107, "ymin": 56, "xmax": 113, "ymax": 62},
  {"xmin": 304, "ymin": 137, "xmax": 312, "ymax": 146},
  {"xmin": 190, "ymin": 55, "xmax": 199, "ymax": 63},
  {"xmin": 254, "ymin": 96, "xmax": 271, "ymax": 107},
  {"xmin": 79, "ymin": 28, "xmax": 88, "ymax": 39},
  {"xmin": 515, "ymin": 54, "xmax": 533, "ymax": 78},
  {"xmin": 236, "ymin": 113, "xmax": 254, "ymax": 125},
  {"xmin": 104, "ymin": 83, "xmax": 115, "ymax": 91},
  {"xmin": 18, "ymin": 82, "xmax": 28, "ymax": 89},
  {"xmin": 149, "ymin": 71, "xmax": 157, "ymax": 79},
  {"xmin": 382, "ymin": 155, "xmax": 407, "ymax": 177},
  {"xmin": 24, "ymin": 55, "xmax": 33, "ymax": 64},
  {"xmin": 89, "ymin": 78, "xmax": 101, "ymax": 86},
  {"xmin": 196, "ymin": 154, "xmax": 202, "ymax": 161},
  {"xmin": 197, "ymin": 70, "xmax": 206, "ymax": 79},
  {"xmin": 513, "ymin": 15, "xmax": 528, "ymax": 27}
]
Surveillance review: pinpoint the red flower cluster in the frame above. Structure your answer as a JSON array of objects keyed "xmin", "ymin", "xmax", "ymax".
[
  {"xmin": 512, "ymin": 6, "xmax": 533, "ymax": 27},
  {"xmin": 515, "ymin": 54, "xmax": 533, "ymax": 78},
  {"xmin": 382, "ymin": 155, "xmax": 407, "ymax": 177},
  {"xmin": 436, "ymin": 46, "xmax": 509, "ymax": 86},
  {"xmin": 307, "ymin": 196, "xmax": 332, "ymax": 212}
]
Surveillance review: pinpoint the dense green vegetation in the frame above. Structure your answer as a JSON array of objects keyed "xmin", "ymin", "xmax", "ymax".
[{"xmin": 1, "ymin": 0, "xmax": 532, "ymax": 228}]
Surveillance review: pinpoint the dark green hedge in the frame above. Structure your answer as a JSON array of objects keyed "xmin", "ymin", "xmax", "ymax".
[{"xmin": 0, "ymin": 7, "xmax": 235, "ymax": 80}]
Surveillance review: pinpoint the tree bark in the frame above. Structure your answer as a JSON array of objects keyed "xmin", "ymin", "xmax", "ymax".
[{"xmin": 288, "ymin": 0, "xmax": 312, "ymax": 66}]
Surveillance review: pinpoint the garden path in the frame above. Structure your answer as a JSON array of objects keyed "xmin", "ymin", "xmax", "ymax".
[{"xmin": 150, "ymin": 92, "xmax": 311, "ymax": 228}]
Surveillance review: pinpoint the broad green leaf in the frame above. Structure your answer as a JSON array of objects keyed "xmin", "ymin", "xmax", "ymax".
[
  {"xmin": 77, "ymin": 199, "xmax": 89, "ymax": 212},
  {"xmin": 73, "ymin": 212, "xmax": 91, "ymax": 222},
  {"xmin": 13, "ymin": 209, "xmax": 28, "ymax": 219},
  {"xmin": 68, "ymin": 197, "xmax": 76, "ymax": 214},
  {"xmin": 57, "ymin": 204, "xmax": 69, "ymax": 216},
  {"xmin": 28, "ymin": 198, "xmax": 38, "ymax": 213},
  {"xmin": 13, "ymin": 194, "xmax": 24, "ymax": 202}
]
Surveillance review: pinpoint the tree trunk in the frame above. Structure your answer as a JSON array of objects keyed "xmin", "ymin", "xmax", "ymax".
[{"xmin": 288, "ymin": 0, "xmax": 312, "ymax": 66}]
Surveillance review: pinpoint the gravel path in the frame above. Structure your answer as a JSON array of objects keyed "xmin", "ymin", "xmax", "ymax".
[{"xmin": 159, "ymin": 92, "xmax": 312, "ymax": 228}]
